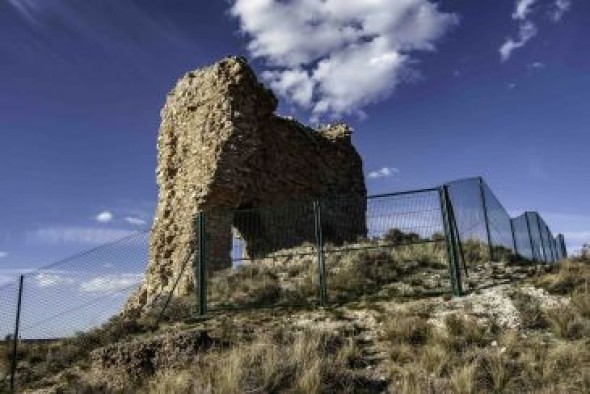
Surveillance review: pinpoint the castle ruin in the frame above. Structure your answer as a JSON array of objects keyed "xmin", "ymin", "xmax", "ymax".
[{"xmin": 128, "ymin": 57, "xmax": 366, "ymax": 311}]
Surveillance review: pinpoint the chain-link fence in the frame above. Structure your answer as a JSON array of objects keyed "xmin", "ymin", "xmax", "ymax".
[
  {"xmin": 201, "ymin": 189, "xmax": 451, "ymax": 313},
  {"xmin": 0, "ymin": 177, "xmax": 568, "ymax": 392}
]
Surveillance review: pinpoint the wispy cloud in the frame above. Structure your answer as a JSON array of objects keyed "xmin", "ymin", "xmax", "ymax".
[
  {"xmin": 552, "ymin": 0, "xmax": 571, "ymax": 22},
  {"xmin": 230, "ymin": 0, "xmax": 458, "ymax": 120},
  {"xmin": 500, "ymin": 21, "xmax": 538, "ymax": 62},
  {"xmin": 124, "ymin": 217, "xmax": 147, "ymax": 227},
  {"xmin": 529, "ymin": 61, "xmax": 545, "ymax": 69},
  {"xmin": 35, "ymin": 272, "xmax": 75, "ymax": 288},
  {"xmin": 0, "ymin": 268, "xmax": 35, "ymax": 287},
  {"xmin": 5, "ymin": 0, "xmax": 191, "ymax": 71},
  {"xmin": 6, "ymin": 0, "xmax": 43, "ymax": 24},
  {"xmin": 27, "ymin": 227, "xmax": 135, "ymax": 245},
  {"xmin": 95, "ymin": 211, "xmax": 114, "ymax": 223},
  {"xmin": 79, "ymin": 274, "xmax": 142, "ymax": 295},
  {"xmin": 0, "ymin": 252, "xmax": 7, "ymax": 259},
  {"xmin": 501, "ymin": 0, "xmax": 572, "ymax": 62},
  {"xmin": 368, "ymin": 167, "xmax": 400, "ymax": 180},
  {"xmin": 513, "ymin": 0, "xmax": 538, "ymax": 20}
]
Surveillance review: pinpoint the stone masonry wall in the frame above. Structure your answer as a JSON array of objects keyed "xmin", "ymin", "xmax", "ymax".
[{"xmin": 127, "ymin": 57, "xmax": 366, "ymax": 312}]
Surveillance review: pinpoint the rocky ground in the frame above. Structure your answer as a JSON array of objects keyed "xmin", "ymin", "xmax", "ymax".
[{"xmin": 2, "ymin": 255, "xmax": 589, "ymax": 393}]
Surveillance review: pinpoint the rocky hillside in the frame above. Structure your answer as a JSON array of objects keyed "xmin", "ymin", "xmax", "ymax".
[{"xmin": 3, "ymin": 253, "xmax": 589, "ymax": 393}]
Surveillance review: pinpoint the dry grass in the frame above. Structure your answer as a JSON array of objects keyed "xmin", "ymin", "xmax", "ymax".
[
  {"xmin": 544, "ymin": 307, "xmax": 588, "ymax": 340},
  {"xmin": 510, "ymin": 290, "xmax": 548, "ymax": 329},
  {"xmin": 0, "ymin": 341, "xmax": 8, "ymax": 382},
  {"xmin": 383, "ymin": 311, "xmax": 589, "ymax": 393},
  {"xmin": 534, "ymin": 259, "xmax": 590, "ymax": 295},
  {"xmin": 207, "ymin": 241, "xmax": 452, "ymax": 309},
  {"xmin": 144, "ymin": 330, "xmax": 368, "ymax": 394},
  {"xmin": 10, "ymin": 256, "xmax": 590, "ymax": 393},
  {"xmin": 208, "ymin": 258, "xmax": 317, "ymax": 309},
  {"xmin": 572, "ymin": 290, "xmax": 590, "ymax": 318}
]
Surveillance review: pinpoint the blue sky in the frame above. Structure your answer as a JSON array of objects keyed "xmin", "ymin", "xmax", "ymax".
[{"xmin": 0, "ymin": 0, "xmax": 589, "ymax": 284}]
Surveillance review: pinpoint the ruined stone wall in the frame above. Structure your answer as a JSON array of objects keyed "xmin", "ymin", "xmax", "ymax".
[{"xmin": 128, "ymin": 57, "xmax": 366, "ymax": 311}]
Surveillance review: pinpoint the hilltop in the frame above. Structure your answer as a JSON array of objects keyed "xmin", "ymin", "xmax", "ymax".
[{"xmin": 3, "ymin": 251, "xmax": 589, "ymax": 393}]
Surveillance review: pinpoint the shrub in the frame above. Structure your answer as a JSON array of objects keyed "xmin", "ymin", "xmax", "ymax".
[
  {"xmin": 571, "ymin": 290, "xmax": 590, "ymax": 318},
  {"xmin": 534, "ymin": 260, "xmax": 590, "ymax": 295},
  {"xmin": 510, "ymin": 290, "xmax": 548, "ymax": 329},
  {"xmin": 384, "ymin": 314, "xmax": 432, "ymax": 346},
  {"xmin": 543, "ymin": 307, "xmax": 587, "ymax": 340}
]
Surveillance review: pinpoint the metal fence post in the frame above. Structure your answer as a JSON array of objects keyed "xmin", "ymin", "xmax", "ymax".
[
  {"xmin": 196, "ymin": 212, "xmax": 207, "ymax": 316},
  {"xmin": 510, "ymin": 219, "xmax": 518, "ymax": 258},
  {"xmin": 478, "ymin": 177, "xmax": 494, "ymax": 262},
  {"xmin": 10, "ymin": 275, "xmax": 24, "ymax": 393},
  {"xmin": 439, "ymin": 186, "xmax": 463, "ymax": 296},
  {"xmin": 558, "ymin": 234, "xmax": 568, "ymax": 259},
  {"xmin": 313, "ymin": 200, "xmax": 328, "ymax": 306}
]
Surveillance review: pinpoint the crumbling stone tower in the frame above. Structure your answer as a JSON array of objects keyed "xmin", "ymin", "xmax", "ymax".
[{"xmin": 130, "ymin": 57, "xmax": 366, "ymax": 310}]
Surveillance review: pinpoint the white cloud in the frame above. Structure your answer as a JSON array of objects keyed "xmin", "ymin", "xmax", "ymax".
[
  {"xmin": 0, "ymin": 268, "xmax": 35, "ymax": 287},
  {"xmin": 501, "ymin": 0, "xmax": 572, "ymax": 62},
  {"xmin": 0, "ymin": 252, "xmax": 7, "ymax": 259},
  {"xmin": 552, "ymin": 0, "xmax": 571, "ymax": 22},
  {"xmin": 508, "ymin": 82, "xmax": 517, "ymax": 89},
  {"xmin": 230, "ymin": 0, "xmax": 458, "ymax": 120},
  {"xmin": 96, "ymin": 211, "xmax": 114, "ymax": 223},
  {"xmin": 513, "ymin": 0, "xmax": 538, "ymax": 20},
  {"xmin": 35, "ymin": 272, "xmax": 75, "ymax": 288},
  {"xmin": 530, "ymin": 61, "xmax": 545, "ymax": 68},
  {"xmin": 500, "ymin": 21, "xmax": 538, "ymax": 62},
  {"xmin": 124, "ymin": 217, "xmax": 148, "ymax": 227},
  {"xmin": 368, "ymin": 167, "xmax": 400, "ymax": 179},
  {"xmin": 27, "ymin": 227, "xmax": 135, "ymax": 245},
  {"xmin": 6, "ymin": 0, "xmax": 45, "ymax": 23},
  {"xmin": 79, "ymin": 274, "xmax": 142, "ymax": 295}
]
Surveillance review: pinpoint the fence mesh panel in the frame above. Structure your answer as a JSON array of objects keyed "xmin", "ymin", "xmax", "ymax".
[
  {"xmin": 14, "ymin": 231, "xmax": 149, "ymax": 340},
  {"xmin": 526, "ymin": 213, "xmax": 545, "ymax": 262},
  {"xmin": 0, "ymin": 283, "xmax": 18, "ymax": 384},
  {"xmin": 481, "ymin": 181, "xmax": 514, "ymax": 259},
  {"xmin": 0, "ymin": 177, "xmax": 570, "ymax": 391},
  {"xmin": 322, "ymin": 190, "xmax": 449, "ymax": 303},
  {"xmin": 512, "ymin": 214, "xmax": 534, "ymax": 260},
  {"xmin": 207, "ymin": 200, "xmax": 318, "ymax": 311},
  {"xmin": 446, "ymin": 178, "xmax": 489, "ymax": 248}
]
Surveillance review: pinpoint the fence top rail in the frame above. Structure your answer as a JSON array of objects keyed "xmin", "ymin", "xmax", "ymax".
[{"xmin": 367, "ymin": 187, "xmax": 440, "ymax": 199}]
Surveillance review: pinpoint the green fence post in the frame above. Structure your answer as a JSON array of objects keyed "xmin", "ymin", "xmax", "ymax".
[
  {"xmin": 195, "ymin": 212, "xmax": 207, "ymax": 316},
  {"xmin": 447, "ymin": 197, "xmax": 468, "ymax": 278},
  {"xmin": 478, "ymin": 177, "xmax": 494, "ymax": 262},
  {"xmin": 313, "ymin": 200, "xmax": 328, "ymax": 306},
  {"xmin": 439, "ymin": 186, "xmax": 463, "ymax": 296},
  {"xmin": 10, "ymin": 275, "xmax": 24, "ymax": 393}
]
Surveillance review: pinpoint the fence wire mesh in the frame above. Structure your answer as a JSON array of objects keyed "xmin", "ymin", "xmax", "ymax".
[
  {"xmin": 446, "ymin": 178, "xmax": 489, "ymax": 248},
  {"xmin": 481, "ymin": 181, "xmax": 515, "ymax": 259},
  {"xmin": 512, "ymin": 214, "xmax": 534, "ymax": 260},
  {"xmin": 13, "ymin": 231, "xmax": 149, "ymax": 340},
  {"xmin": 323, "ymin": 190, "xmax": 450, "ymax": 303},
  {"xmin": 0, "ymin": 177, "xmax": 569, "ymax": 392}
]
